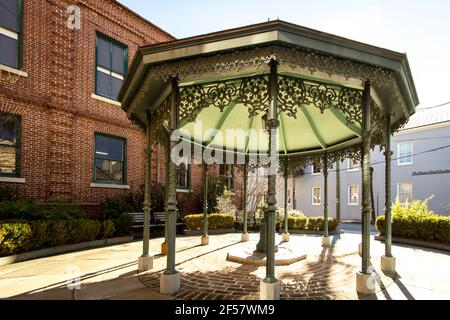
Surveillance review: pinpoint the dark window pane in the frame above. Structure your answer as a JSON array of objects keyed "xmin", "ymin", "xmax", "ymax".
[
  {"xmin": 0, "ymin": 145, "xmax": 16, "ymax": 174},
  {"xmin": 96, "ymin": 36, "xmax": 110, "ymax": 69},
  {"xmin": 95, "ymin": 159, "xmax": 122, "ymax": 183},
  {"xmin": 0, "ymin": 33, "xmax": 17, "ymax": 68},
  {"xmin": 111, "ymin": 43, "xmax": 125, "ymax": 74},
  {"xmin": 96, "ymin": 70, "xmax": 110, "ymax": 97},
  {"xmin": 110, "ymin": 77, "xmax": 122, "ymax": 100},
  {"xmin": 0, "ymin": 0, "xmax": 18, "ymax": 32},
  {"xmin": 0, "ymin": 112, "xmax": 18, "ymax": 145},
  {"xmin": 94, "ymin": 134, "xmax": 125, "ymax": 183}
]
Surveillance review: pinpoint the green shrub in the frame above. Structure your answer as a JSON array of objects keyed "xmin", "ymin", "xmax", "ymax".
[
  {"xmin": 0, "ymin": 219, "xmax": 108, "ymax": 256},
  {"xmin": 306, "ymin": 217, "xmax": 339, "ymax": 231},
  {"xmin": 184, "ymin": 213, "xmax": 235, "ymax": 230},
  {"xmin": 287, "ymin": 215, "xmax": 307, "ymax": 230},
  {"xmin": 375, "ymin": 198, "xmax": 450, "ymax": 243},
  {"xmin": 101, "ymin": 220, "xmax": 116, "ymax": 239},
  {"xmin": 112, "ymin": 213, "xmax": 133, "ymax": 236},
  {"xmin": 0, "ymin": 199, "xmax": 85, "ymax": 221}
]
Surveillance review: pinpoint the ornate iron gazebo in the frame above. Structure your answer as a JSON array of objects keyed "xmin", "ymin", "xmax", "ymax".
[{"xmin": 119, "ymin": 20, "xmax": 418, "ymax": 299}]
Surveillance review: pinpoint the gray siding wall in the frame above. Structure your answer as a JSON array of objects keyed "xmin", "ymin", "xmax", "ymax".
[{"xmin": 283, "ymin": 124, "xmax": 450, "ymax": 219}]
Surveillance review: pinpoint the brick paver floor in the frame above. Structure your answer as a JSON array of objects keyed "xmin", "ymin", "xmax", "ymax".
[
  {"xmin": 139, "ymin": 233, "xmax": 395, "ymax": 300},
  {"xmin": 1, "ymin": 227, "xmax": 449, "ymax": 300}
]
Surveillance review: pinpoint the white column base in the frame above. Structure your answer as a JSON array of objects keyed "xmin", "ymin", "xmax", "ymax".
[
  {"xmin": 138, "ymin": 255, "xmax": 153, "ymax": 273},
  {"xmin": 356, "ymin": 271, "xmax": 376, "ymax": 294},
  {"xmin": 259, "ymin": 279, "xmax": 280, "ymax": 300},
  {"xmin": 201, "ymin": 235, "xmax": 209, "ymax": 246},
  {"xmin": 381, "ymin": 255, "xmax": 396, "ymax": 273},
  {"xmin": 358, "ymin": 243, "xmax": 362, "ymax": 256},
  {"xmin": 282, "ymin": 232, "xmax": 290, "ymax": 242},
  {"xmin": 321, "ymin": 236, "xmax": 330, "ymax": 247},
  {"xmin": 241, "ymin": 233, "xmax": 249, "ymax": 242},
  {"xmin": 160, "ymin": 271, "xmax": 181, "ymax": 294}
]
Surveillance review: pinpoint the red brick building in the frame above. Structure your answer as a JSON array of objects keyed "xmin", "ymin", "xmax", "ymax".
[{"xmin": 0, "ymin": 0, "xmax": 242, "ymax": 214}]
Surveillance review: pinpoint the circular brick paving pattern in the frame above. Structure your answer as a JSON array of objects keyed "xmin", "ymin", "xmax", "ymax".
[{"xmin": 139, "ymin": 241, "xmax": 396, "ymax": 300}]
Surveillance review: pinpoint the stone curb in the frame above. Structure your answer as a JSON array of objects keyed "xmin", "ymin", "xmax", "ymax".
[
  {"xmin": 375, "ymin": 235, "xmax": 450, "ymax": 252},
  {"xmin": 0, "ymin": 236, "xmax": 134, "ymax": 267}
]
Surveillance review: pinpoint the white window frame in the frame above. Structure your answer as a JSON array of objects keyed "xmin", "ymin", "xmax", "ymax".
[
  {"xmin": 397, "ymin": 141, "xmax": 413, "ymax": 166},
  {"xmin": 312, "ymin": 187, "xmax": 321, "ymax": 206},
  {"xmin": 347, "ymin": 158, "xmax": 360, "ymax": 172},
  {"xmin": 311, "ymin": 165, "xmax": 321, "ymax": 175},
  {"xmin": 347, "ymin": 184, "xmax": 359, "ymax": 206},
  {"xmin": 397, "ymin": 182, "xmax": 413, "ymax": 203}
]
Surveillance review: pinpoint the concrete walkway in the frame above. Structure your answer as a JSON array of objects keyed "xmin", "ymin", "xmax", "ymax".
[{"xmin": 0, "ymin": 230, "xmax": 449, "ymax": 300}]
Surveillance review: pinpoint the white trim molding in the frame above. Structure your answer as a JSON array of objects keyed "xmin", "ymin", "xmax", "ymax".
[
  {"xmin": 176, "ymin": 189, "xmax": 191, "ymax": 193},
  {"xmin": 91, "ymin": 93, "xmax": 121, "ymax": 107},
  {"xmin": 347, "ymin": 184, "xmax": 359, "ymax": 206},
  {"xmin": 397, "ymin": 141, "xmax": 413, "ymax": 166},
  {"xmin": 0, "ymin": 177, "xmax": 25, "ymax": 183},
  {"xmin": 310, "ymin": 165, "xmax": 321, "ymax": 176},
  {"xmin": 0, "ymin": 64, "xmax": 28, "ymax": 77},
  {"xmin": 312, "ymin": 186, "xmax": 321, "ymax": 206},
  {"xmin": 90, "ymin": 183, "xmax": 130, "ymax": 189}
]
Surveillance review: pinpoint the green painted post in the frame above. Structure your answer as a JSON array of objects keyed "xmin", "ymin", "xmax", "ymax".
[
  {"xmin": 202, "ymin": 162, "xmax": 208, "ymax": 237},
  {"xmin": 283, "ymin": 161, "xmax": 289, "ymax": 235},
  {"xmin": 336, "ymin": 160, "xmax": 341, "ymax": 222},
  {"xmin": 384, "ymin": 113, "xmax": 392, "ymax": 257},
  {"xmin": 361, "ymin": 81, "xmax": 372, "ymax": 274},
  {"xmin": 243, "ymin": 158, "xmax": 248, "ymax": 235},
  {"xmin": 142, "ymin": 111, "xmax": 152, "ymax": 257},
  {"xmin": 264, "ymin": 60, "xmax": 279, "ymax": 284},
  {"xmin": 165, "ymin": 77, "xmax": 179, "ymax": 276},
  {"xmin": 323, "ymin": 154, "xmax": 329, "ymax": 238}
]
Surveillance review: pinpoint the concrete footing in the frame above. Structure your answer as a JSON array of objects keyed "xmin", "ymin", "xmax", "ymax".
[
  {"xmin": 282, "ymin": 233, "xmax": 290, "ymax": 242},
  {"xmin": 138, "ymin": 255, "xmax": 153, "ymax": 273},
  {"xmin": 259, "ymin": 279, "xmax": 280, "ymax": 300},
  {"xmin": 321, "ymin": 236, "xmax": 330, "ymax": 247},
  {"xmin": 161, "ymin": 242, "xmax": 168, "ymax": 255},
  {"xmin": 201, "ymin": 235, "xmax": 209, "ymax": 246},
  {"xmin": 381, "ymin": 255, "xmax": 396, "ymax": 273},
  {"xmin": 160, "ymin": 271, "xmax": 180, "ymax": 294},
  {"xmin": 356, "ymin": 271, "xmax": 376, "ymax": 294},
  {"xmin": 241, "ymin": 233, "xmax": 249, "ymax": 242}
]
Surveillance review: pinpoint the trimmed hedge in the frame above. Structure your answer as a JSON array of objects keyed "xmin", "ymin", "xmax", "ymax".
[
  {"xmin": 376, "ymin": 199, "xmax": 450, "ymax": 244},
  {"xmin": 287, "ymin": 216, "xmax": 339, "ymax": 231},
  {"xmin": 376, "ymin": 215, "xmax": 450, "ymax": 243},
  {"xmin": 0, "ymin": 219, "xmax": 116, "ymax": 256},
  {"xmin": 185, "ymin": 213, "xmax": 235, "ymax": 230}
]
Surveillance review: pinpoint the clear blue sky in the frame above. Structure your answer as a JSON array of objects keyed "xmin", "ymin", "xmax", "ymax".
[{"xmin": 119, "ymin": 0, "xmax": 450, "ymax": 109}]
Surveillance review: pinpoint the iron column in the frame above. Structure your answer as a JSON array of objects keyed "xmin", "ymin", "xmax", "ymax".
[
  {"xmin": 142, "ymin": 111, "xmax": 152, "ymax": 256},
  {"xmin": 264, "ymin": 60, "xmax": 279, "ymax": 284},
  {"xmin": 336, "ymin": 160, "xmax": 341, "ymax": 222},
  {"xmin": 384, "ymin": 113, "xmax": 392, "ymax": 257},
  {"xmin": 361, "ymin": 80, "xmax": 372, "ymax": 274},
  {"xmin": 323, "ymin": 153, "xmax": 329, "ymax": 238},
  {"xmin": 165, "ymin": 77, "xmax": 180, "ymax": 275}
]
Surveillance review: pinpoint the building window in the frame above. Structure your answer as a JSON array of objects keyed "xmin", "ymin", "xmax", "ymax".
[
  {"xmin": 312, "ymin": 187, "xmax": 321, "ymax": 205},
  {"xmin": 94, "ymin": 133, "xmax": 125, "ymax": 184},
  {"xmin": 397, "ymin": 182, "xmax": 413, "ymax": 203},
  {"xmin": 176, "ymin": 162, "xmax": 190, "ymax": 190},
  {"xmin": 95, "ymin": 33, "xmax": 128, "ymax": 100},
  {"xmin": 398, "ymin": 141, "xmax": 413, "ymax": 165},
  {"xmin": 348, "ymin": 184, "xmax": 359, "ymax": 205},
  {"xmin": 0, "ymin": 0, "xmax": 22, "ymax": 69},
  {"xmin": 219, "ymin": 164, "xmax": 234, "ymax": 192},
  {"xmin": 311, "ymin": 165, "xmax": 321, "ymax": 175},
  {"xmin": 0, "ymin": 112, "xmax": 20, "ymax": 176},
  {"xmin": 348, "ymin": 159, "xmax": 360, "ymax": 171}
]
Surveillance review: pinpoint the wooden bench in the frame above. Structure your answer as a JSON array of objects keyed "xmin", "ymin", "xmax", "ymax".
[{"xmin": 129, "ymin": 212, "xmax": 185, "ymax": 237}]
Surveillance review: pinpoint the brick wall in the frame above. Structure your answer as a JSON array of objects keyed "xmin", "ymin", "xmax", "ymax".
[
  {"xmin": 0, "ymin": 0, "xmax": 172, "ymax": 209},
  {"xmin": 0, "ymin": 0, "xmax": 243, "ymax": 215}
]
